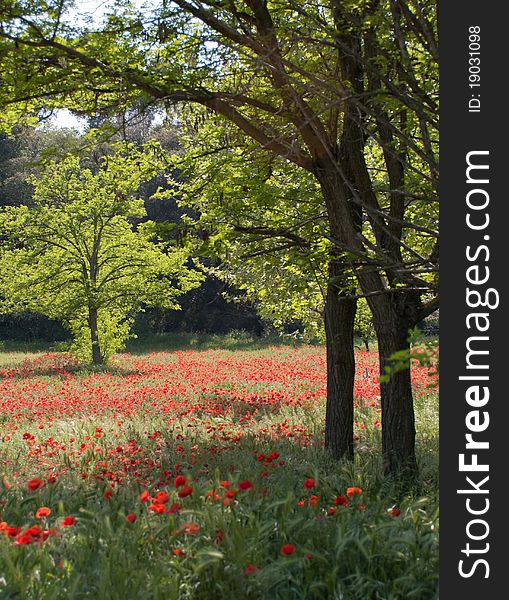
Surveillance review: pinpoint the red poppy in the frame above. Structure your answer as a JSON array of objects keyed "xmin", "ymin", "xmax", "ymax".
[
  {"xmin": 103, "ymin": 490, "xmax": 113, "ymax": 500},
  {"xmin": 172, "ymin": 548, "xmax": 185, "ymax": 558},
  {"xmin": 304, "ymin": 478, "xmax": 316, "ymax": 489},
  {"xmin": 35, "ymin": 507, "xmax": 51, "ymax": 519},
  {"xmin": 346, "ymin": 487, "xmax": 363, "ymax": 497},
  {"xmin": 139, "ymin": 490, "xmax": 150, "ymax": 503},
  {"xmin": 177, "ymin": 485, "xmax": 193, "ymax": 498},
  {"xmin": 174, "ymin": 475, "xmax": 187, "ymax": 488},
  {"xmin": 244, "ymin": 564, "xmax": 260, "ymax": 575},
  {"xmin": 389, "ymin": 507, "xmax": 401, "ymax": 517},
  {"xmin": 168, "ymin": 503, "xmax": 182, "ymax": 513},
  {"xmin": 126, "ymin": 513, "xmax": 137, "ymax": 523},
  {"xmin": 334, "ymin": 495, "xmax": 349, "ymax": 506},
  {"xmin": 239, "ymin": 480, "xmax": 253, "ymax": 490},
  {"xmin": 154, "ymin": 491, "xmax": 170, "ymax": 504},
  {"xmin": 148, "ymin": 503, "xmax": 166, "ymax": 513},
  {"xmin": 61, "ymin": 516, "xmax": 76, "ymax": 527},
  {"xmin": 281, "ymin": 543, "xmax": 296, "ymax": 556},
  {"xmin": 27, "ymin": 478, "xmax": 44, "ymax": 492},
  {"xmin": 308, "ymin": 495, "xmax": 318, "ymax": 506},
  {"xmin": 220, "ymin": 480, "xmax": 231, "ymax": 488},
  {"xmin": 214, "ymin": 529, "xmax": 225, "ymax": 544},
  {"xmin": 327, "ymin": 507, "xmax": 337, "ymax": 516}
]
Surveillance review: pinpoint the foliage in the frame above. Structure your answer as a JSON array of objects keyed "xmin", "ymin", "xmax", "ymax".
[
  {"xmin": 0, "ymin": 142, "xmax": 203, "ymax": 363},
  {"xmin": 379, "ymin": 329, "xmax": 439, "ymax": 387}
]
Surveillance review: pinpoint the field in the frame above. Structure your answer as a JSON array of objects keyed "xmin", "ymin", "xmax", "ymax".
[{"xmin": 0, "ymin": 339, "xmax": 438, "ymax": 599}]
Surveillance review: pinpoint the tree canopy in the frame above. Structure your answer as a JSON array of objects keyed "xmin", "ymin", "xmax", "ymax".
[{"xmin": 0, "ymin": 142, "xmax": 203, "ymax": 363}]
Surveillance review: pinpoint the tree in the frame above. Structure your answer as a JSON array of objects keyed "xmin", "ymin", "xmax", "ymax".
[
  {"xmin": 0, "ymin": 0, "xmax": 439, "ymax": 474},
  {"xmin": 0, "ymin": 142, "xmax": 203, "ymax": 364}
]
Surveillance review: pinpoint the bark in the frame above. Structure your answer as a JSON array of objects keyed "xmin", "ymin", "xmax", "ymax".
[
  {"xmin": 324, "ymin": 260, "xmax": 356, "ymax": 461},
  {"xmin": 372, "ymin": 301, "xmax": 417, "ymax": 477},
  {"xmin": 88, "ymin": 307, "xmax": 103, "ymax": 365}
]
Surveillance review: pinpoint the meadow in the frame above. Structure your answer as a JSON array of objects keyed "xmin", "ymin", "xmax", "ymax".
[{"xmin": 0, "ymin": 337, "xmax": 438, "ymax": 600}]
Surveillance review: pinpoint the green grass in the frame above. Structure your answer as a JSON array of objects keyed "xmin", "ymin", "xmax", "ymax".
[{"xmin": 0, "ymin": 339, "xmax": 438, "ymax": 599}]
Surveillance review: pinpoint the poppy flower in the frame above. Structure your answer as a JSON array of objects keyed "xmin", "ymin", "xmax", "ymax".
[
  {"xmin": 174, "ymin": 475, "xmax": 187, "ymax": 488},
  {"xmin": 148, "ymin": 503, "xmax": 166, "ymax": 513},
  {"xmin": 281, "ymin": 543, "xmax": 296, "ymax": 556},
  {"xmin": 177, "ymin": 485, "xmax": 193, "ymax": 498},
  {"xmin": 139, "ymin": 490, "xmax": 150, "ymax": 503},
  {"xmin": 346, "ymin": 487, "xmax": 363, "ymax": 497},
  {"xmin": 178, "ymin": 522, "xmax": 200, "ymax": 535},
  {"xmin": 214, "ymin": 529, "xmax": 225, "ymax": 544},
  {"xmin": 61, "ymin": 516, "xmax": 76, "ymax": 527},
  {"xmin": 103, "ymin": 490, "xmax": 113, "ymax": 500},
  {"xmin": 334, "ymin": 495, "xmax": 349, "ymax": 506},
  {"xmin": 327, "ymin": 507, "xmax": 337, "ymax": 516},
  {"xmin": 172, "ymin": 548, "xmax": 185, "ymax": 558},
  {"xmin": 154, "ymin": 491, "xmax": 169, "ymax": 504},
  {"xmin": 14, "ymin": 533, "xmax": 34, "ymax": 545},
  {"xmin": 220, "ymin": 480, "xmax": 231, "ymax": 488},
  {"xmin": 239, "ymin": 480, "xmax": 253, "ymax": 490},
  {"xmin": 25, "ymin": 525, "xmax": 43, "ymax": 538},
  {"xmin": 126, "ymin": 513, "xmax": 137, "ymax": 523},
  {"xmin": 27, "ymin": 478, "xmax": 44, "ymax": 492},
  {"xmin": 35, "ymin": 507, "xmax": 52, "ymax": 519},
  {"xmin": 244, "ymin": 564, "xmax": 260, "ymax": 575},
  {"xmin": 168, "ymin": 503, "xmax": 182, "ymax": 513},
  {"xmin": 308, "ymin": 495, "xmax": 318, "ymax": 506},
  {"xmin": 389, "ymin": 507, "xmax": 401, "ymax": 517},
  {"xmin": 304, "ymin": 478, "xmax": 316, "ymax": 489}
]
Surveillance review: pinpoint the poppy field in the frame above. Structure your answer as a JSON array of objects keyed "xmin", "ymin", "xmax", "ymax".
[{"xmin": 0, "ymin": 342, "xmax": 438, "ymax": 599}]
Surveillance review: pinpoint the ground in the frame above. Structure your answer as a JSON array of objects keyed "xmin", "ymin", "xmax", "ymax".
[{"xmin": 0, "ymin": 337, "xmax": 438, "ymax": 599}]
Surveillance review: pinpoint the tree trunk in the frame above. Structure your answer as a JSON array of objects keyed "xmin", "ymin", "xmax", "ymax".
[
  {"xmin": 324, "ymin": 261, "xmax": 356, "ymax": 461},
  {"xmin": 88, "ymin": 307, "xmax": 103, "ymax": 365},
  {"xmin": 373, "ymin": 306, "xmax": 417, "ymax": 477}
]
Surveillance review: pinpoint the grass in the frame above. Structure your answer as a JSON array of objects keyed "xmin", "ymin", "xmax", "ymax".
[{"xmin": 0, "ymin": 338, "xmax": 438, "ymax": 599}]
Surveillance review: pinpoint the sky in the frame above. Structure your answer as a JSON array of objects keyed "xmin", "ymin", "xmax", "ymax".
[{"xmin": 51, "ymin": 1, "xmax": 120, "ymax": 130}]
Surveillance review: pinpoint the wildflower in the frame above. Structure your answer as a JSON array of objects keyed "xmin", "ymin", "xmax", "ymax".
[
  {"xmin": 308, "ymin": 495, "xmax": 318, "ymax": 507},
  {"xmin": 220, "ymin": 480, "xmax": 231, "ymax": 488},
  {"xmin": 61, "ymin": 516, "xmax": 76, "ymax": 527},
  {"xmin": 27, "ymin": 478, "xmax": 44, "ymax": 492},
  {"xmin": 168, "ymin": 503, "xmax": 182, "ymax": 514},
  {"xmin": 334, "ymin": 495, "xmax": 349, "ymax": 506},
  {"xmin": 172, "ymin": 548, "xmax": 185, "ymax": 558},
  {"xmin": 103, "ymin": 490, "xmax": 113, "ymax": 500},
  {"xmin": 244, "ymin": 564, "xmax": 260, "ymax": 575},
  {"xmin": 281, "ymin": 543, "xmax": 296, "ymax": 556},
  {"xmin": 389, "ymin": 507, "xmax": 401, "ymax": 517},
  {"xmin": 126, "ymin": 513, "xmax": 137, "ymax": 523},
  {"xmin": 177, "ymin": 485, "xmax": 193, "ymax": 498},
  {"xmin": 327, "ymin": 507, "xmax": 337, "ymax": 516},
  {"xmin": 148, "ymin": 503, "xmax": 166, "ymax": 514},
  {"xmin": 174, "ymin": 475, "xmax": 187, "ymax": 488},
  {"xmin": 304, "ymin": 478, "xmax": 316, "ymax": 490},
  {"xmin": 346, "ymin": 487, "xmax": 362, "ymax": 497},
  {"xmin": 35, "ymin": 507, "xmax": 51, "ymax": 519},
  {"xmin": 154, "ymin": 491, "xmax": 170, "ymax": 504},
  {"xmin": 139, "ymin": 490, "xmax": 150, "ymax": 503},
  {"xmin": 214, "ymin": 529, "xmax": 225, "ymax": 544},
  {"xmin": 239, "ymin": 480, "xmax": 253, "ymax": 490}
]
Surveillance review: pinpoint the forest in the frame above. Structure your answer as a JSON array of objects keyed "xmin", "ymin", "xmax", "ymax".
[{"xmin": 0, "ymin": 2, "xmax": 439, "ymax": 598}]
